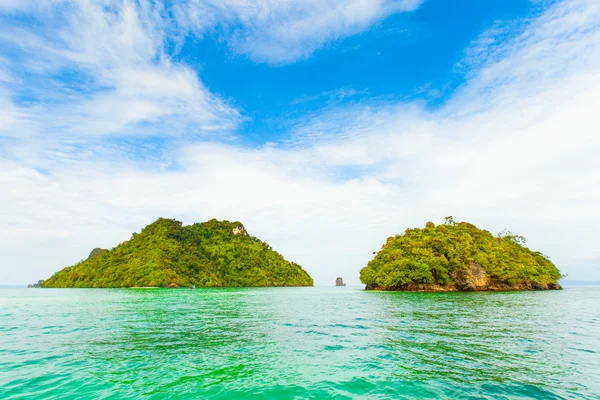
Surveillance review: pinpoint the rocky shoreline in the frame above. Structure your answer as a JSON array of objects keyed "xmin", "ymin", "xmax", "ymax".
[{"xmin": 365, "ymin": 282, "xmax": 562, "ymax": 292}]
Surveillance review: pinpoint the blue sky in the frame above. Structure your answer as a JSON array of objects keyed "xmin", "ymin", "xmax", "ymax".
[
  {"xmin": 3, "ymin": 0, "xmax": 539, "ymax": 145},
  {"xmin": 194, "ymin": 0, "xmax": 536, "ymax": 142},
  {"xmin": 1, "ymin": 0, "xmax": 599, "ymax": 285}
]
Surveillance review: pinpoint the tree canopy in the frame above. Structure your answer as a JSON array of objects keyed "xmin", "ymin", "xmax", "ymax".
[
  {"xmin": 43, "ymin": 218, "xmax": 313, "ymax": 288},
  {"xmin": 360, "ymin": 218, "xmax": 561, "ymax": 291}
]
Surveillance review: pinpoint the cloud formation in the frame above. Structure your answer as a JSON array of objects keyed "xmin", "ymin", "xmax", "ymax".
[
  {"xmin": 173, "ymin": 0, "xmax": 422, "ymax": 63},
  {"xmin": 0, "ymin": 0, "xmax": 239, "ymax": 145}
]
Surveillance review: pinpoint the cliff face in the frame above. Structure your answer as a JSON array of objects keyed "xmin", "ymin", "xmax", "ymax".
[
  {"xmin": 361, "ymin": 220, "xmax": 562, "ymax": 292},
  {"xmin": 43, "ymin": 218, "xmax": 313, "ymax": 288},
  {"xmin": 232, "ymin": 224, "xmax": 248, "ymax": 236}
]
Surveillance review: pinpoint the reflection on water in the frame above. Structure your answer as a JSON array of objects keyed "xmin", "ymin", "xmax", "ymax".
[{"xmin": 1, "ymin": 287, "xmax": 599, "ymax": 399}]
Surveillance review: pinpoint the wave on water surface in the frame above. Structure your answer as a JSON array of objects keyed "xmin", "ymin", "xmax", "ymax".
[{"xmin": 1, "ymin": 287, "xmax": 599, "ymax": 399}]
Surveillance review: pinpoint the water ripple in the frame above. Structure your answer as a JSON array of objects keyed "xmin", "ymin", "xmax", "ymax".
[{"xmin": 1, "ymin": 287, "xmax": 599, "ymax": 399}]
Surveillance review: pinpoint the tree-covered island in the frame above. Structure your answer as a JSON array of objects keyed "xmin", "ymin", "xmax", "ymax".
[
  {"xmin": 43, "ymin": 218, "xmax": 313, "ymax": 288},
  {"xmin": 360, "ymin": 217, "xmax": 562, "ymax": 292}
]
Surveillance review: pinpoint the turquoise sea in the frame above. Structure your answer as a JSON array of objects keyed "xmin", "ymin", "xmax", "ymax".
[{"xmin": 1, "ymin": 287, "xmax": 599, "ymax": 399}]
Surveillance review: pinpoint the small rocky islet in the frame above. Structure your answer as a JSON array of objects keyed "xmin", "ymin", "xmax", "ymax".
[
  {"xmin": 42, "ymin": 218, "xmax": 313, "ymax": 288},
  {"xmin": 360, "ymin": 217, "xmax": 562, "ymax": 292}
]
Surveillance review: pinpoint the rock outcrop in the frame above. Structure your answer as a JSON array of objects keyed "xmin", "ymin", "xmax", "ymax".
[
  {"xmin": 88, "ymin": 248, "xmax": 108, "ymax": 259},
  {"xmin": 335, "ymin": 277, "xmax": 346, "ymax": 286},
  {"xmin": 27, "ymin": 280, "xmax": 45, "ymax": 288},
  {"xmin": 364, "ymin": 281, "xmax": 562, "ymax": 292},
  {"xmin": 232, "ymin": 223, "xmax": 248, "ymax": 236}
]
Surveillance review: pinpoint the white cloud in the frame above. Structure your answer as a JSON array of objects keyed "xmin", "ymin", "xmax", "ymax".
[
  {"xmin": 0, "ymin": 0, "xmax": 422, "ymax": 144},
  {"xmin": 1, "ymin": 0, "xmax": 599, "ymax": 285},
  {"xmin": 0, "ymin": 94, "xmax": 21, "ymax": 134},
  {"xmin": 0, "ymin": 0, "xmax": 240, "ymax": 141},
  {"xmin": 1, "ymin": 0, "xmax": 424, "ymax": 67},
  {"xmin": 0, "ymin": 0, "xmax": 38, "ymax": 11},
  {"xmin": 173, "ymin": 0, "xmax": 423, "ymax": 64}
]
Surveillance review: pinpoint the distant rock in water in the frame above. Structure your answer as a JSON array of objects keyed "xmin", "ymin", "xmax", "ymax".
[
  {"xmin": 27, "ymin": 280, "xmax": 45, "ymax": 288},
  {"xmin": 88, "ymin": 248, "xmax": 108, "ymax": 259},
  {"xmin": 361, "ymin": 218, "xmax": 562, "ymax": 292},
  {"xmin": 335, "ymin": 277, "xmax": 346, "ymax": 286},
  {"xmin": 42, "ymin": 218, "xmax": 313, "ymax": 288}
]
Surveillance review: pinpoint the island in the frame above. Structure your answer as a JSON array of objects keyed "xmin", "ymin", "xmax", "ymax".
[
  {"xmin": 335, "ymin": 277, "xmax": 346, "ymax": 286},
  {"xmin": 43, "ymin": 218, "xmax": 313, "ymax": 288},
  {"xmin": 360, "ymin": 217, "xmax": 562, "ymax": 292}
]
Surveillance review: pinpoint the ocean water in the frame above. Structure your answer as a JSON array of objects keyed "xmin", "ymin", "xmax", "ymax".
[{"xmin": 1, "ymin": 287, "xmax": 599, "ymax": 399}]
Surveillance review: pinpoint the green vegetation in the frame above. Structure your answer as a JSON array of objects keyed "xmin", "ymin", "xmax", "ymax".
[
  {"xmin": 43, "ymin": 218, "xmax": 313, "ymax": 288},
  {"xmin": 360, "ymin": 217, "xmax": 561, "ymax": 291}
]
